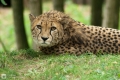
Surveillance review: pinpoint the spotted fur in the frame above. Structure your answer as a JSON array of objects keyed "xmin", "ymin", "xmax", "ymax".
[{"xmin": 29, "ymin": 10, "xmax": 120, "ymax": 55}]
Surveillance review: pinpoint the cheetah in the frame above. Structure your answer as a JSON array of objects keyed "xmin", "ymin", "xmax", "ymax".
[{"xmin": 29, "ymin": 10, "xmax": 120, "ymax": 55}]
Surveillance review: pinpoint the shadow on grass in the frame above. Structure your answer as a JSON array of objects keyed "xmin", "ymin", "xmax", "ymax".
[{"xmin": 8, "ymin": 49, "xmax": 120, "ymax": 61}]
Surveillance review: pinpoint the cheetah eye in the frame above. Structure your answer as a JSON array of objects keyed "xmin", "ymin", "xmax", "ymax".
[
  {"xmin": 51, "ymin": 26, "xmax": 56, "ymax": 31},
  {"xmin": 36, "ymin": 25, "xmax": 42, "ymax": 29}
]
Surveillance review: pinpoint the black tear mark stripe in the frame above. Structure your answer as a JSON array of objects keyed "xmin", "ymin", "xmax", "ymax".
[
  {"xmin": 51, "ymin": 22, "xmax": 52, "ymax": 26},
  {"xmin": 50, "ymin": 22, "xmax": 53, "ymax": 35},
  {"xmin": 50, "ymin": 22, "xmax": 54, "ymax": 41},
  {"xmin": 31, "ymin": 26, "xmax": 37, "ymax": 31},
  {"xmin": 31, "ymin": 28, "xmax": 34, "ymax": 31},
  {"xmin": 50, "ymin": 32, "xmax": 53, "ymax": 42},
  {"xmin": 41, "ymin": 21, "xmax": 42, "ymax": 25},
  {"xmin": 37, "ymin": 32, "xmax": 41, "ymax": 40},
  {"xmin": 46, "ymin": 21, "xmax": 48, "ymax": 27},
  {"xmin": 58, "ymin": 30, "xmax": 60, "ymax": 38}
]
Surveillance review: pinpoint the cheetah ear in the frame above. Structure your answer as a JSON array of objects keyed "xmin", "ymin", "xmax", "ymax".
[
  {"xmin": 71, "ymin": 27, "xmax": 89, "ymax": 45},
  {"xmin": 29, "ymin": 14, "xmax": 36, "ymax": 23},
  {"xmin": 58, "ymin": 16, "xmax": 72, "ymax": 29}
]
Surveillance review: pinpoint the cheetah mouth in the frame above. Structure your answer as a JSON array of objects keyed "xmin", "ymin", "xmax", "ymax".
[
  {"xmin": 40, "ymin": 43, "xmax": 48, "ymax": 47},
  {"xmin": 41, "ymin": 43, "xmax": 47, "ymax": 44},
  {"xmin": 41, "ymin": 42, "xmax": 48, "ymax": 45},
  {"xmin": 39, "ymin": 42, "xmax": 50, "ymax": 47}
]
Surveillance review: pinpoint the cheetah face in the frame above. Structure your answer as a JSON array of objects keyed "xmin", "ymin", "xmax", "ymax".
[{"xmin": 30, "ymin": 18, "xmax": 64, "ymax": 47}]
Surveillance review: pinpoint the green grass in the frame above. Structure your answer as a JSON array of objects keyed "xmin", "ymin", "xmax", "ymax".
[
  {"xmin": 0, "ymin": 49, "xmax": 120, "ymax": 80},
  {"xmin": 0, "ymin": 1, "xmax": 120, "ymax": 80}
]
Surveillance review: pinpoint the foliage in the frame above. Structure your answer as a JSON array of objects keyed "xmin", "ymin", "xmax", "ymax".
[{"xmin": 0, "ymin": 0, "xmax": 7, "ymax": 5}]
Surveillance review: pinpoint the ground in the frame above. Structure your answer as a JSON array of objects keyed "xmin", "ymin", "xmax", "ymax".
[{"xmin": 0, "ymin": 50, "xmax": 120, "ymax": 80}]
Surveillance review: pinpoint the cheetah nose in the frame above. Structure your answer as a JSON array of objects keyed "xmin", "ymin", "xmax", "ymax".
[{"xmin": 41, "ymin": 37, "xmax": 49, "ymax": 41}]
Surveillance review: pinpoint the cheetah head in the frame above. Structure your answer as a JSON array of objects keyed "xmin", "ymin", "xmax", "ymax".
[
  {"xmin": 29, "ymin": 11, "xmax": 64, "ymax": 47},
  {"xmin": 29, "ymin": 11, "xmax": 89, "ymax": 47}
]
